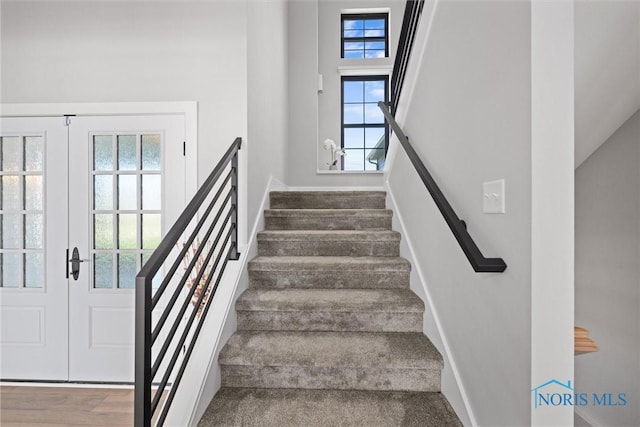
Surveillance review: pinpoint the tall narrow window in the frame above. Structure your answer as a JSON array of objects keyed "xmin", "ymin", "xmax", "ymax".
[
  {"xmin": 342, "ymin": 13, "xmax": 389, "ymax": 59},
  {"xmin": 341, "ymin": 76, "xmax": 389, "ymax": 171}
]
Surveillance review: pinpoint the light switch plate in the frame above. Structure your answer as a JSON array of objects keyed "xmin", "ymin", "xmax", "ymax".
[{"xmin": 483, "ymin": 179, "xmax": 505, "ymax": 214}]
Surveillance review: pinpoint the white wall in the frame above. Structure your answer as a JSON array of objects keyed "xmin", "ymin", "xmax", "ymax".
[
  {"xmin": 386, "ymin": 1, "xmax": 533, "ymax": 425},
  {"xmin": 0, "ymin": 0, "xmax": 248, "ymax": 189},
  {"xmin": 247, "ymin": 0, "xmax": 289, "ymax": 227},
  {"xmin": 574, "ymin": 0, "xmax": 640, "ymax": 167},
  {"xmin": 287, "ymin": 0, "xmax": 382, "ymax": 187},
  {"xmin": 575, "ymin": 109, "xmax": 640, "ymax": 427},
  {"xmin": 316, "ymin": 0, "xmax": 403, "ymax": 171}
]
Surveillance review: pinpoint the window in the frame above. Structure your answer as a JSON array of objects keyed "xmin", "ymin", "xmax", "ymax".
[
  {"xmin": 341, "ymin": 13, "xmax": 388, "ymax": 59},
  {"xmin": 341, "ymin": 76, "xmax": 389, "ymax": 171}
]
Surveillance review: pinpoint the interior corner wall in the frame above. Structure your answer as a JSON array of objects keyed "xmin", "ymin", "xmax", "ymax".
[
  {"xmin": 386, "ymin": 1, "xmax": 532, "ymax": 425},
  {"xmin": 575, "ymin": 109, "xmax": 640, "ymax": 427},
  {"xmin": 0, "ymin": 0, "xmax": 249, "ymax": 188},
  {"xmin": 286, "ymin": 0, "xmax": 383, "ymax": 187},
  {"xmin": 247, "ymin": 0, "xmax": 288, "ymax": 225}
]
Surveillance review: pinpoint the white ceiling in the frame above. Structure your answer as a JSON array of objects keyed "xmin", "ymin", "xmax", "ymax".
[{"xmin": 575, "ymin": 0, "xmax": 640, "ymax": 167}]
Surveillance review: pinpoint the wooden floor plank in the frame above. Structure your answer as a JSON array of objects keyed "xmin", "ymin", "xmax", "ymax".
[{"xmin": 0, "ymin": 386, "xmax": 133, "ymax": 426}]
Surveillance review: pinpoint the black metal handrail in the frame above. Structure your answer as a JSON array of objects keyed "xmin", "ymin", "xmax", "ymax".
[
  {"xmin": 135, "ymin": 137, "xmax": 242, "ymax": 426},
  {"xmin": 391, "ymin": 0, "xmax": 425, "ymax": 115},
  {"xmin": 379, "ymin": 102, "xmax": 506, "ymax": 272}
]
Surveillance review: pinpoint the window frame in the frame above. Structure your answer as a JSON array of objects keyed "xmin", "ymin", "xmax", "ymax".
[
  {"xmin": 341, "ymin": 13, "xmax": 389, "ymax": 59},
  {"xmin": 340, "ymin": 75, "xmax": 390, "ymax": 171}
]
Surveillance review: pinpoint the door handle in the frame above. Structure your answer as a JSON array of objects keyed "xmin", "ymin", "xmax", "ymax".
[{"xmin": 66, "ymin": 247, "xmax": 87, "ymax": 280}]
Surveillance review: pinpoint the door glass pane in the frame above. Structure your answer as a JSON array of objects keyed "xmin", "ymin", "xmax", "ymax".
[
  {"xmin": 94, "ymin": 214, "xmax": 114, "ymax": 250},
  {"xmin": 94, "ymin": 175, "xmax": 114, "ymax": 210},
  {"xmin": 1, "ymin": 175, "xmax": 20, "ymax": 210},
  {"xmin": 24, "ymin": 253, "xmax": 44, "ymax": 288},
  {"xmin": 118, "ymin": 135, "xmax": 137, "ymax": 170},
  {"xmin": 118, "ymin": 254, "xmax": 137, "ymax": 289},
  {"xmin": 1, "ymin": 253, "xmax": 20, "ymax": 287},
  {"xmin": 118, "ymin": 175, "xmax": 137, "ymax": 210},
  {"xmin": 91, "ymin": 132, "xmax": 163, "ymax": 289},
  {"xmin": 24, "ymin": 175, "xmax": 43, "ymax": 210},
  {"xmin": 25, "ymin": 214, "xmax": 43, "ymax": 249},
  {"xmin": 1, "ymin": 137, "xmax": 22, "ymax": 172},
  {"xmin": 94, "ymin": 135, "xmax": 113, "ymax": 171},
  {"xmin": 2, "ymin": 214, "xmax": 21, "ymax": 249},
  {"xmin": 141, "ymin": 135, "xmax": 161, "ymax": 170},
  {"xmin": 24, "ymin": 137, "xmax": 44, "ymax": 171},
  {"xmin": 142, "ymin": 175, "xmax": 161, "ymax": 210},
  {"xmin": 142, "ymin": 214, "xmax": 161, "ymax": 249},
  {"xmin": 1, "ymin": 133, "xmax": 45, "ymax": 289},
  {"xmin": 118, "ymin": 214, "xmax": 137, "ymax": 250},
  {"xmin": 94, "ymin": 253, "xmax": 113, "ymax": 289}
]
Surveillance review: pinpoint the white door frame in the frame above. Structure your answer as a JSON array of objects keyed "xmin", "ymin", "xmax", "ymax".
[{"xmin": 0, "ymin": 102, "xmax": 198, "ymax": 200}]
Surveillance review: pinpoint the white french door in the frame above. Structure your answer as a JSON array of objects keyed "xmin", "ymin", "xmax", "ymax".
[
  {"xmin": 0, "ymin": 117, "xmax": 69, "ymax": 380},
  {"xmin": 0, "ymin": 114, "xmax": 186, "ymax": 382}
]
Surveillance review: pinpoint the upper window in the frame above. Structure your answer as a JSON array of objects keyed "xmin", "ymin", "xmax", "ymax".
[{"xmin": 341, "ymin": 13, "xmax": 389, "ymax": 59}]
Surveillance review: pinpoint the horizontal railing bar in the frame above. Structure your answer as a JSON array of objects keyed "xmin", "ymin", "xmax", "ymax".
[
  {"xmin": 150, "ymin": 212, "xmax": 234, "ymax": 378},
  {"xmin": 378, "ymin": 101, "xmax": 506, "ymax": 272},
  {"xmin": 151, "ymin": 229, "xmax": 234, "ymax": 416},
  {"xmin": 151, "ymin": 170, "xmax": 233, "ymax": 310},
  {"xmin": 151, "ymin": 199, "xmax": 233, "ymax": 345},
  {"xmin": 155, "ymin": 243, "xmax": 235, "ymax": 427},
  {"xmin": 137, "ymin": 137, "xmax": 241, "ymax": 284}
]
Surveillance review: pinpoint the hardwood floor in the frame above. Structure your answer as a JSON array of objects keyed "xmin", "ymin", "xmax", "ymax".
[{"xmin": 0, "ymin": 386, "xmax": 133, "ymax": 426}]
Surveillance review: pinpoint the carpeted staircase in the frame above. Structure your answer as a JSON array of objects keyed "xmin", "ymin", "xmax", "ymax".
[{"xmin": 198, "ymin": 191, "xmax": 461, "ymax": 426}]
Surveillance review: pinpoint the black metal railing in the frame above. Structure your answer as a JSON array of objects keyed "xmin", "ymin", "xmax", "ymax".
[
  {"xmin": 378, "ymin": 102, "xmax": 506, "ymax": 272},
  {"xmin": 391, "ymin": 0, "xmax": 425, "ymax": 115},
  {"xmin": 135, "ymin": 137, "xmax": 242, "ymax": 427}
]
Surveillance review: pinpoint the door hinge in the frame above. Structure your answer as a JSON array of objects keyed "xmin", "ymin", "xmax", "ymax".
[
  {"xmin": 64, "ymin": 115, "xmax": 75, "ymax": 126},
  {"xmin": 183, "ymin": 141, "xmax": 186, "ymax": 156}
]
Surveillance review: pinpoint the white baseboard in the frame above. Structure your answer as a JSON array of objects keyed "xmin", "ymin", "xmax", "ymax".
[{"xmin": 385, "ymin": 184, "xmax": 477, "ymax": 427}]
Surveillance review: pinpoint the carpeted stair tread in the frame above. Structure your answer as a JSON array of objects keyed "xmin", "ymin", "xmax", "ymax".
[
  {"xmin": 258, "ymin": 230, "xmax": 401, "ymax": 240},
  {"xmin": 236, "ymin": 288, "xmax": 424, "ymax": 313},
  {"xmin": 249, "ymin": 256, "xmax": 410, "ymax": 271},
  {"xmin": 258, "ymin": 230, "xmax": 400, "ymax": 257},
  {"xmin": 248, "ymin": 256, "xmax": 411, "ymax": 289},
  {"xmin": 198, "ymin": 388, "xmax": 462, "ymax": 427},
  {"xmin": 270, "ymin": 191, "xmax": 386, "ymax": 209},
  {"xmin": 264, "ymin": 208, "xmax": 392, "ymax": 230},
  {"xmin": 219, "ymin": 331, "xmax": 442, "ymax": 370}
]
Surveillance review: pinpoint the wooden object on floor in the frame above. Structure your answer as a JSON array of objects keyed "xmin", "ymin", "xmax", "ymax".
[
  {"xmin": 0, "ymin": 385, "xmax": 133, "ymax": 426},
  {"xmin": 575, "ymin": 326, "xmax": 599, "ymax": 355}
]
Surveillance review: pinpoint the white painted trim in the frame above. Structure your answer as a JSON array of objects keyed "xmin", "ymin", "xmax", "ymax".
[
  {"xmin": 337, "ymin": 65, "xmax": 392, "ymax": 76},
  {"xmin": 285, "ymin": 186, "xmax": 385, "ymax": 192},
  {"xmin": 0, "ymin": 102, "xmax": 198, "ymax": 199},
  {"xmin": 0, "ymin": 382, "xmax": 133, "ymax": 389},
  {"xmin": 341, "ymin": 7, "xmax": 390, "ymax": 14},
  {"xmin": 183, "ymin": 175, "xmax": 284, "ymax": 426},
  {"xmin": 316, "ymin": 169, "xmax": 384, "ymax": 175},
  {"xmin": 386, "ymin": 184, "xmax": 477, "ymax": 427}
]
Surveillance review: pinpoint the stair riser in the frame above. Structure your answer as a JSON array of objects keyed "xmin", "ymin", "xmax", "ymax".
[
  {"xmin": 221, "ymin": 365, "xmax": 441, "ymax": 392},
  {"xmin": 270, "ymin": 194, "xmax": 386, "ymax": 210},
  {"xmin": 249, "ymin": 269, "xmax": 409, "ymax": 289},
  {"xmin": 237, "ymin": 311, "xmax": 422, "ymax": 333},
  {"xmin": 265, "ymin": 215, "xmax": 392, "ymax": 231},
  {"xmin": 258, "ymin": 241, "xmax": 399, "ymax": 257}
]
